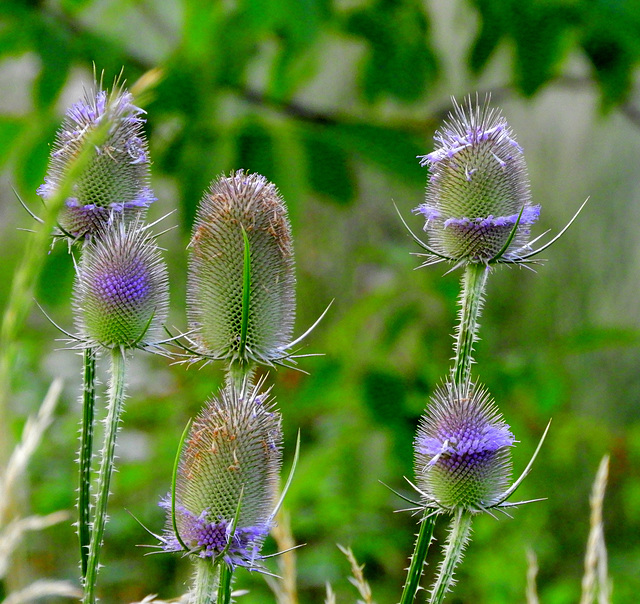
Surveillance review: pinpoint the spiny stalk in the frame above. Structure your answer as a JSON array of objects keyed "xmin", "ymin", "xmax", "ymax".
[{"xmin": 83, "ymin": 347, "xmax": 127, "ymax": 603}]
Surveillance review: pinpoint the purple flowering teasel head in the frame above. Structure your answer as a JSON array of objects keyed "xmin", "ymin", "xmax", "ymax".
[
  {"xmin": 72, "ymin": 220, "xmax": 169, "ymax": 350},
  {"xmin": 187, "ymin": 170, "xmax": 296, "ymax": 368},
  {"xmin": 37, "ymin": 80, "xmax": 155, "ymax": 240},
  {"xmin": 414, "ymin": 381, "xmax": 516, "ymax": 513},
  {"xmin": 159, "ymin": 379, "xmax": 283, "ymax": 568},
  {"xmin": 414, "ymin": 95, "xmax": 540, "ymax": 265}
]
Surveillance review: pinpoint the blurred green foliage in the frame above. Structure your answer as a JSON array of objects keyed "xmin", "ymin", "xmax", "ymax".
[{"xmin": 1, "ymin": 0, "xmax": 640, "ymax": 603}]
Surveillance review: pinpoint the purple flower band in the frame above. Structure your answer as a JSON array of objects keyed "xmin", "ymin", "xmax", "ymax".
[
  {"xmin": 159, "ymin": 499, "xmax": 269, "ymax": 568},
  {"xmin": 413, "ymin": 204, "xmax": 540, "ymax": 228}
]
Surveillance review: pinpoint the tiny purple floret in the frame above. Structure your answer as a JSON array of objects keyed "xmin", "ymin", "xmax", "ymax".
[{"xmin": 159, "ymin": 498, "xmax": 269, "ymax": 569}]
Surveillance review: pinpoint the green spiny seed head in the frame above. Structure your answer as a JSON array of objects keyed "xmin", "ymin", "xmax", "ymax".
[
  {"xmin": 187, "ymin": 171, "xmax": 296, "ymax": 367},
  {"xmin": 38, "ymin": 82, "xmax": 155, "ymax": 240},
  {"xmin": 73, "ymin": 220, "xmax": 169, "ymax": 349},
  {"xmin": 414, "ymin": 382, "xmax": 514, "ymax": 513},
  {"xmin": 415, "ymin": 96, "xmax": 540, "ymax": 264},
  {"xmin": 174, "ymin": 382, "xmax": 283, "ymax": 548}
]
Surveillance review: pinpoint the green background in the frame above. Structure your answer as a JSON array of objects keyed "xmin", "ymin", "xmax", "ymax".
[{"xmin": 1, "ymin": 0, "xmax": 639, "ymax": 602}]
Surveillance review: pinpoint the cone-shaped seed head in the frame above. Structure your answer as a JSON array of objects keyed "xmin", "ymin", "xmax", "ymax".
[
  {"xmin": 162, "ymin": 382, "xmax": 283, "ymax": 566},
  {"xmin": 73, "ymin": 221, "xmax": 169, "ymax": 349},
  {"xmin": 38, "ymin": 84, "xmax": 155, "ymax": 239},
  {"xmin": 414, "ymin": 382, "xmax": 514, "ymax": 512},
  {"xmin": 188, "ymin": 171, "xmax": 295, "ymax": 366},
  {"xmin": 415, "ymin": 96, "xmax": 540, "ymax": 263}
]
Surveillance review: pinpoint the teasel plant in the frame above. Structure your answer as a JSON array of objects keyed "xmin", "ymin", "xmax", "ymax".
[
  {"xmin": 36, "ymin": 71, "xmax": 156, "ymax": 245},
  {"xmin": 153, "ymin": 170, "xmax": 316, "ymax": 603},
  {"xmin": 34, "ymin": 72, "xmax": 165, "ymax": 602},
  {"xmin": 70, "ymin": 218, "xmax": 170, "ymax": 603},
  {"xmin": 150, "ymin": 376, "xmax": 297, "ymax": 604},
  {"xmin": 182, "ymin": 170, "xmax": 329, "ymax": 382},
  {"xmin": 398, "ymin": 95, "xmax": 586, "ymax": 604}
]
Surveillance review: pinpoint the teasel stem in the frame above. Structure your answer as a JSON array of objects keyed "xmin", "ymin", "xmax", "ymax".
[
  {"xmin": 428, "ymin": 509, "xmax": 473, "ymax": 604},
  {"xmin": 399, "ymin": 511, "xmax": 437, "ymax": 604},
  {"xmin": 79, "ymin": 346, "xmax": 97, "ymax": 578},
  {"xmin": 217, "ymin": 563, "xmax": 233, "ymax": 604},
  {"xmin": 192, "ymin": 559, "xmax": 220, "ymax": 604},
  {"xmin": 452, "ymin": 263, "xmax": 490, "ymax": 393},
  {"xmin": 83, "ymin": 346, "xmax": 127, "ymax": 603}
]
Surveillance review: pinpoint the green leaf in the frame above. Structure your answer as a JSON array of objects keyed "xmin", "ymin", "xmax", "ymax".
[
  {"xmin": 468, "ymin": 0, "xmax": 505, "ymax": 74},
  {"xmin": 561, "ymin": 326, "xmax": 640, "ymax": 354},
  {"xmin": 345, "ymin": 0, "xmax": 438, "ymax": 103},
  {"xmin": 510, "ymin": 4, "xmax": 571, "ymax": 96},
  {"xmin": 301, "ymin": 128, "xmax": 355, "ymax": 204},
  {"xmin": 19, "ymin": 120, "xmax": 59, "ymax": 193},
  {"xmin": 180, "ymin": 0, "xmax": 225, "ymax": 64},
  {"xmin": 469, "ymin": 0, "xmax": 571, "ymax": 96},
  {"xmin": 327, "ymin": 122, "xmax": 425, "ymax": 186},
  {"xmin": 582, "ymin": 29, "xmax": 634, "ymax": 107},
  {"xmin": 242, "ymin": 0, "xmax": 330, "ymax": 43},
  {"xmin": 0, "ymin": 118, "xmax": 23, "ymax": 171},
  {"xmin": 60, "ymin": 0, "xmax": 95, "ymax": 13},
  {"xmin": 269, "ymin": 43, "xmax": 320, "ymax": 102},
  {"xmin": 235, "ymin": 118, "xmax": 276, "ymax": 181},
  {"xmin": 33, "ymin": 16, "xmax": 72, "ymax": 108},
  {"xmin": 579, "ymin": 0, "xmax": 640, "ymax": 107},
  {"xmin": 469, "ymin": 0, "xmax": 640, "ymax": 106},
  {"xmin": 362, "ymin": 369, "xmax": 407, "ymax": 426},
  {"xmin": 37, "ymin": 244, "xmax": 75, "ymax": 308}
]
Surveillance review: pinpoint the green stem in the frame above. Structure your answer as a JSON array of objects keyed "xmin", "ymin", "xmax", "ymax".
[
  {"xmin": 452, "ymin": 263, "xmax": 490, "ymax": 393},
  {"xmin": 0, "ymin": 114, "xmax": 114, "ymax": 469},
  {"xmin": 79, "ymin": 346, "xmax": 97, "ymax": 578},
  {"xmin": 83, "ymin": 346, "xmax": 127, "ymax": 604},
  {"xmin": 399, "ymin": 511, "xmax": 437, "ymax": 604},
  {"xmin": 216, "ymin": 563, "xmax": 233, "ymax": 604},
  {"xmin": 429, "ymin": 509, "xmax": 473, "ymax": 604},
  {"xmin": 192, "ymin": 559, "xmax": 220, "ymax": 604}
]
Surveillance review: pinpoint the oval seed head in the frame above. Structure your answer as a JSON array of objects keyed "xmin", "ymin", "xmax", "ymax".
[
  {"xmin": 187, "ymin": 170, "xmax": 296, "ymax": 367},
  {"xmin": 38, "ymin": 83, "xmax": 155, "ymax": 240},
  {"xmin": 161, "ymin": 382, "xmax": 283, "ymax": 566},
  {"xmin": 415, "ymin": 96, "xmax": 540, "ymax": 263},
  {"xmin": 414, "ymin": 381, "xmax": 514, "ymax": 512},
  {"xmin": 73, "ymin": 221, "xmax": 169, "ymax": 349}
]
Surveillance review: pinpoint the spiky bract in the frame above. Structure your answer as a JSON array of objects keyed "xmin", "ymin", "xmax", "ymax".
[
  {"xmin": 38, "ymin": 84, "xmax": 155, "ymax": 239},
  {"xmin": 162, "ymin": 381, "xmax": 283, "ymax": 567},
  {"xmin": 73, "ymin": 221, "xmax": 169, "ymax": 349},
  {"xmin": 187, "ymin": 171, "xmax": 296, "ymax": 367},
  {"xmin": 415, "ymin": 382, "xmax": 514, "ymax": 512},
  {"xmin": 415, "ymin": 96, "xmax": 539, "ymax": 264}
]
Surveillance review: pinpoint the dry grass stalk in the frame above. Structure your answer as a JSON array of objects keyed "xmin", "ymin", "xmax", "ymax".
[
  {"xmin": 337, "ymin": 544, "xmax": 374, "ymax": 604},
  {"xmin": 1, "ymin": 579, "xmax": 81, "ymax": 604},
  {"xmin": 0, "ymin": 511, "xmax": 69, "ymax": 576},
  {"xmin": 525, "ymin": 548, "xmax": 540, "ymax": 604},
  {"xmin": 324, "ymin": 582, "xmax": 336, "ymax": 604},
  {"xmin": 579, "ymin": 455, "xmax": 612, "ymax": 604},
  {"xmin": 266, "ymin": 507, "xmax": 299, "ymax": 604},
  {"xmin": 0, "ymin": 379, "xmax": 63, "ymax": 527}
]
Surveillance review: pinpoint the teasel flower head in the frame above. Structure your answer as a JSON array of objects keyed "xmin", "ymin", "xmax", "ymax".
[
  {"xmin": 37, "ymin": 80, "xmax": 155, "ymax": 240},
  {"xmin": 187, "ymin": 170, "xmax": 297, "ymax": 369},
  {"xmin": 412, "ymin": 95, "xmax": 541, "ymax": 267},
  {"xmin": 414, "ymin": 381, "xmax": 518, "ymax": 514},
  {"xmin": 72, "ymin": 219, "xmax": 169, "ymax": 350},
  {"xmin": 159, "ymin": 379, "xmax": 283, "ymax": 568}
]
